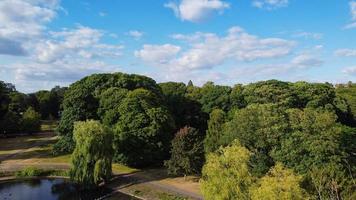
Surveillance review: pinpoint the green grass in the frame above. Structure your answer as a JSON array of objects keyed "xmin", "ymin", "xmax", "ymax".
[
  {"xmin": 15, "ymin": 167, "xmax": 69, "ymax": 178},
  {"xmin": 157, "ymin": 192, "xmax": 189, "ymax": 200},
  {"xmin": 40, "ymin": 120, "xmax": 58, "ymax": 132},
  {"xmin": 112, "ymin": 163, "xmax": 139, "ymax": 174}
]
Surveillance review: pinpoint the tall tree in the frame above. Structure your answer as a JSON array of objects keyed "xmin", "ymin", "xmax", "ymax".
[
  {"xmin": 70, "ymin": 120, "xmax": 113, "ymax": 189},
  {"xmin": 114, "ymin": 88, "xmax": 175, "ymax": 167},
  {"xmin": 204, "ymin": 109, "xmax": 226, "ymax": 153},
  {"xmin": 201, "ymin": 140, "xmax": 253, "ymax": 200}
]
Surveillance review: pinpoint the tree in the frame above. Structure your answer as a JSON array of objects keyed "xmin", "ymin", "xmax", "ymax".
[
  {"xmin": 204, "ymin": 109, "xmax": 226, "ymax": 153},
  {"xmin": 22, "ymin": 107, "xmax": 41, "ymax": 134},
  {"xmin": 221, "ymin": 104, "xmax": 288, "ymax": 176},
  {"xmin": 199, "ymin": 82, "xmax": 232, "ymax": 113},
  {"xmin": 159, "ymin": 82, "xmax": 207, "ymax": 132},
  {"xmin": 97, "ymin": 87, "xmax": 128, "ymax": 126},
  {"xmin": 271, "ymin": 108, "xmax": 346, "ymax": 174},
  {"xmin": 250, "ymin": 163, "xmax": 308, "ymax": 200},
  {"xmin": 165, "ymin": 126, "xmax": 205, "ymax": 176},
  {"xmin": 114, "ymin": 88, "xmax": 175, "ymax": 167},
  {"xmin": 70, "ymin": 120, "xmax": 113, "ymax": 189},
  {"xmin": 55, "ymin": 73, "xmax": 162, "ymax": 154},
  {"xmin": 201, "ymin": 140, "xmax": 253, "ymax": 200}
]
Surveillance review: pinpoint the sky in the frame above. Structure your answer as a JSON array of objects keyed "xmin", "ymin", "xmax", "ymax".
[{"xmin": 0, "ymin": 0, "xmax": 356, "ymax": 93}]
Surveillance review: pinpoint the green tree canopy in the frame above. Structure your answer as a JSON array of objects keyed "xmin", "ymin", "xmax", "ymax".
[
  {"xmin": 201, "ymin": 140, "xmax": 253, "ymax": 200},
  {"xmin": 22, "ymin": 107, "xmax": 41, "ymax": 134},
  {"xmin": 165, "ymin": 126, "xmax": 205, "ymax": 176},
  {"xmin": 114, "ymin": 88, "xmax": 175, "ymax": 167},
  {"xmin": 204, "ymin": 109, "xmax": 226, "ymax": 153},
  {"xmin": 250, "ymin": 163, "xmax": 309, "ymax": 200},
  {"xmin": 70, "ymin": 120, "xmax": 113, "ymax": 189}
]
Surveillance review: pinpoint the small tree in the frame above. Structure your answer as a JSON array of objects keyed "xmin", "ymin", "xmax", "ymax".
[
  {"xmin": 204, "ymin": 109, "xmax": 226, "ymax": 153},
  {"xmin": 164, "ymin": 126, "xmax": 205, "ymax": 176},
  {"xmin": 22, "ymin": 107, "xmax": 41, "ymax": 134},
  {"xmin": 201, "ymin": 140, "xmax": 253, "ymax": 200},
  {"xmin": 70, "ymin": 120, "xmax": 114, "ymax": 189},
  {"xmin": 250, "ymin": 163, "xmax": 309, "ymax": 200}
]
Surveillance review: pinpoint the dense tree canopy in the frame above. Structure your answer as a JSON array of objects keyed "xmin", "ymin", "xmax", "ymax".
[{"xmin": 114, "ymin": 88, "xmax": 175, "ymax": 167}]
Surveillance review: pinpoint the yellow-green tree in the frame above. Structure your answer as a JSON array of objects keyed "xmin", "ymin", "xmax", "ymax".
[
  {"xmin": 201, "ymin": 140, "xmax": 253, "ymax": 200},
  {"xmin": 70, "ymin": 120, "xmax": 113, "ymax": 189},
  {"xmin": 250, "ymin": 163, "xmax": 309, "ymax": 200}
]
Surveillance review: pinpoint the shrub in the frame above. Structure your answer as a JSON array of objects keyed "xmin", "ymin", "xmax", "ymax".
[
  {"xmin": 15, "ymin": 167, "xmax": 43, "ymax": 177},
  {"xmin": 22, "ymin": 107, "xmax": 41, "ymax": 133},
  {"xmin": 164, "ymin": 127, "xmax": 205, "ymax": 176}
]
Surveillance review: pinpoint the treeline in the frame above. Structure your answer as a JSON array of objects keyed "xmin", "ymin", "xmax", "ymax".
[
  {"xmin": 0, "ymin": 81, "xmax": 66, "ymax": 134},
  {"xmin": 1, "ymin": 73, "xmax": 355, "ymax": 199}
]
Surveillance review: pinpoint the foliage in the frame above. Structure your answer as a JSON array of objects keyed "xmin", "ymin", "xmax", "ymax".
[
  {"xmin": 15, "ymin": 167, "xmax": 43, "ymax": 177},
  {"xmin": 159, "ymin": 82, "xmax": 208, "ymax": 132},
  {"xmin": 97, "ymin": 87, "xmax": 128, "ymax": 126},
  {"xmin": 204, "ymin": 109, "xmax": 226, "ymax": 153},
  {"xmin": 70, "ymin": 120, "xmax": 114, "ymax": 189},
  {"xmin": 22, "ymin": 107, "xmax": 41, "ymax": 133},
  {"xmin": 53, "ymin": 135, "xmax": 75, "ymax": 156},
  {"xmin": 0, "ymin": 110, "xmax": 21, "ymax": 134},
  {"xmin": 201, "ymin": 140, "xmax": 253, "ymax": 200},
  {"xmin": 250, "ymin": 163, "xmax": 309, "ymax": 200},
  {"xmin": 221, "ymin": 104, "xmax": 288, "ymax": 176},
  {"xmin": 165, "ymin": 126, "xmax": 205, "ymax": 176},
  {"xmin": 272, "ymin": 108, "xmax": 346, "ymax": 174},
  {"xmin": 56, "ymin": 73, "xmax": 162, "ymax": 154},
  {"xmin": 114, "ymin": 88, "xmax": 175, "ymax": 167},
  {"xmin": 198, "ymin": 82, "xmax": 232, "ymax": 113}
]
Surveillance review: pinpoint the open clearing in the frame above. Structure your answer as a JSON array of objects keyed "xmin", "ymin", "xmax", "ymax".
[{"xmin": 0, "ymin": 133, "xmax": 202, "ymax": 200}]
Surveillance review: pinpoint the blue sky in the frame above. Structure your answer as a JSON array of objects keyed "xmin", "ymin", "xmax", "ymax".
[{"xmin": 0, "ymin": 0, "xmax": 356, "ymax": 92}]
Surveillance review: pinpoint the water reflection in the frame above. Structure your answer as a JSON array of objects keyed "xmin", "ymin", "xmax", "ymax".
[{"xmin": 0, "ymin": 178, "xmax": 136, "ymax": 200}]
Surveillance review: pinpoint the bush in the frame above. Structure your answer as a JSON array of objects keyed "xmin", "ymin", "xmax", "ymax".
[
  {"xmin": 22, "ymin": 107, "xmax": 41, "ymax": 133},
  {"xmin": 15, "ymin": 167, "xmax": 43, "ymax": 177},
  {"xmin": 70, "ymin": 120, "xmax": 114, "ymax": 189},
  {"xmin": 164, "ymin": 127, "xmax": 205, "ymax": 176}
]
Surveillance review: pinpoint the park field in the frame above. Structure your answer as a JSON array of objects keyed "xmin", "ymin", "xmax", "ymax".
[{"xmin": 0, "ymin": 133, "xmax": 202, "ymax": 200}]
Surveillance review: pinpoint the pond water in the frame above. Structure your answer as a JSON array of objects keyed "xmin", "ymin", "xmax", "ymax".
[{"xmin": 0, "ymin": 178, "xmax": 137, "ymax": 200}]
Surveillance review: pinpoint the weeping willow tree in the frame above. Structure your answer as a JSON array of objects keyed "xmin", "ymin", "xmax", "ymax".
[{"xmin": 70, "ymin": 120, "xmax": 114, "ymax": 189}]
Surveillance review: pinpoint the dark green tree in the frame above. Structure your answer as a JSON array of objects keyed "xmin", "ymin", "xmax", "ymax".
[
  {"xmin": 204, "ymin": 109, "xmax": 226, "ymax": 153},
  {"xmin": 165, "ymin": 126, "xmax": 205, "ymax": 176},
  {"xmin": 114, "ymin": 88, "xmax": 175, "ymax": 167}
]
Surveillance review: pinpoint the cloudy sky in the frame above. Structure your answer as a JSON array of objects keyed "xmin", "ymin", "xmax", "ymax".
[{"xmin": 0, "ymin": 0, "xmax": 355, "ymax": 92}]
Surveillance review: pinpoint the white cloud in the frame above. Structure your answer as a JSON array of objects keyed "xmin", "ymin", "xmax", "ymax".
[
  {"xmin": 0, "ymin": 0, "xmax": 60, "ymax": 56},
  {"xmin": 0, "ymin": 0, "xmax": 125, "ymax": 91},
  {"xmin": 136, "ymin": 26, "xmax": 296, "ymax": 71},
  {"xmin": 291, "ymin": 54, "xmax": 323, "ymax": 68},
  {"xmin": 343, "ymin": 66, "xmax": 356, "ymax": 75},
  {"xmin": 292, "ymin": 31, "xmax": 323, "ymax": 40},
  {"xmin": 99, "ymin": 12, "xmax": 107, "ymax": 17},
  {"xmin": 345, "ymin": 1, "xmax": 356, "ymax": 29},
  {"xmin": 252, "ymin": 0, "xmax": 288, "ymax": 10},
  {"xmin": 34, "ymin": 26, "xmax": 123, "ymax": 63},
  {"xmin": 134, "ymin": 44, "xmax": 181, "ymax": 64},
  {"xmin": 128, "ymin": 30, "xmax": 144, "ymax": 40},
  {"xmin": 335, "ymin": 49, "xmax": 356, "ymax": 57},
  {"xmin": 351, "ymin": 1, "xmax": 356, "ymax": 20},
  {"xmin": 164, "ymin": 0, "xmax": 230, "ymax": 22}
]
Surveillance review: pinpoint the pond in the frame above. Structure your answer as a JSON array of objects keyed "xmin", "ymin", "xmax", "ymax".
[{"xmin": 0, "ymin": 178, "xmax": 137, "ymax": 200}]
